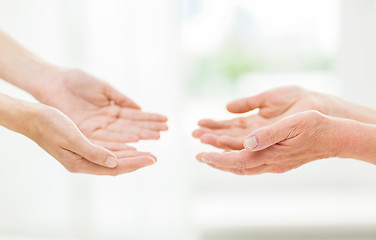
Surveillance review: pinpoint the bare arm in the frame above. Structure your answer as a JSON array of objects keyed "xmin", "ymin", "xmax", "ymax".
[
  {"xmin": 0, "ymin": 29, "xmax": 168, "ymax": 149},
  {"xmin": 196, "ymin": 111, "xmax": 376, "ymax": 175},
  {"xmin": 194, "ymin": 86, "xmax": 376, "ymax": 151},
  {"xmin": 0, "ymin": 92, "xmax": 157, "ymax": 175},
  {"xmin": 0, "ymin": 29, "xmax": 59, "ymax": 98}
]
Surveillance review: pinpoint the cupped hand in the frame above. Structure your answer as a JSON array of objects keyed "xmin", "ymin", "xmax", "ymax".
[
  {"xmin": 193, "ymin": 115, "xmax": 273, "ymax": 150},
  {"xmin": 38, "ymin": 69, "xmax": 168, "ymax": 144},
  {"xmin": 194, "ymin": 86, "xmax": 328, "ymax": 150},
  {"xmin": 196, "ymin": 111, "xmax": 340, "ymax": 175},
  {"xmin": 29, "ymin": 104, "xmax": 156, "ymax": 175}
]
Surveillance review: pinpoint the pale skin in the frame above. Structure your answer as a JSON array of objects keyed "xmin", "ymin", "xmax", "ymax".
[
  {"xmin": 0, "ymin": 29, "xmax": 168, "ymax": 175},
  {"xmin": 194, "ymin": 86, "xmax": 376, "ymax": 175}
]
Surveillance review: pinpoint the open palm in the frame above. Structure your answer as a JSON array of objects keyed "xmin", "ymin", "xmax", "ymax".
[
  {"xmin": 193, "ymin": 114, "xmax": 273, "ymax": 150},
  {"xmin": 194, "ymin": 86, "xmax": 326, "ymax": 151},
  {"xmin": 39, "ymin": 69, "xmax": 168, "ymax": 148}
]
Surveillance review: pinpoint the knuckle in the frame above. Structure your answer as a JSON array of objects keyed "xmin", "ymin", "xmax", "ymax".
[
  {"xmin": 305, "ymin": 110, "xmax": 326, "ymax": 127},
  {"xmin": 235, "ymin": 157, "xmax": 247, "ymax": 170},
  {"xmin": 266, "ymin": 150, "xmax": 283, "ymax": 164},
  {"xmin": 264, "ymin": 128, "xmax": 275, "ymax": 143}
]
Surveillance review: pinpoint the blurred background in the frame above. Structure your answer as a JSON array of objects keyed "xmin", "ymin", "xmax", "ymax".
[{"xmin": 0, "ymin": 0, "xmax": 376, "ymax": 239}]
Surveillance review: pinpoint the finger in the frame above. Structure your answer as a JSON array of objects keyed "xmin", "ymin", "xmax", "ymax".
[
  {"xmin": 90, "ymin": 139, "xmax": 137, "ymax": 151},
  {"xmin": 206, "ymin": 163, "xmax": 270, "ymax": 175},
  {"xmin": 198, "ymin": 119, "xmax": 232, "ymax": 129},
  {"xmin": 137, "ymin": 130, "xmax": 160, "ymax": 140},
  {"xmin": 72, "ymin": 156, "xmax": 156, "ymax": 175},
  {"xmin": 195, "ymin": 127, "xmax": 245, "ymax": 138},
  {"xmin": 199, "ymin": 133, "xmax": 229, "ymax": 150},
  {"xmin": 120, "ymin": 109, "xmax": 168, "ymax": 122},
  {"xmin": 68, "ymin": 134, "xmax": 119, "ymax": 168},
  {"xmin": 198, "ymin": 118, "xmax": 247, "ymax": 129},
  {"xmin": 192, "ymin": 127, "xmax": 215, "ymax": 138},
  {"xmin": 243, "ymin": 114, "xmax": 304, "ymax": 151},
  {"xmin": 129, "ymin": 120, "xmax": 169, "ymax": 131},
  {"xmin": 226, "ymin": 93, "xmax": 265, "ymax": 113},
  {"xmin": 105, "ymin": 84, "xmax": 141, "ymax": 109},
  {"xmin": 199, "ymin": 134, "xmax": 243, "ymax": 150},
  {"xmin": 114, "ymin": 150, "xmax": 156, "ymax": 160},
  {"xmin": 90, "ymin": 129, "xmax": 140, "ymax": 143},
  {"xmin": 107, "ymin": 122, "xmax": 161, "ymax": 140},
  {"xmin": 216, "ymin": 135, "xmax": 244, "ymax": 150},
  {"xmin": 196, "ymin": 149, "xmax": 265, "ymax": 169}
]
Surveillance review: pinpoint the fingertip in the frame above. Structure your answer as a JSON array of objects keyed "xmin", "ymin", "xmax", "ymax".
[
  {"xmin": 200, "ymin": 133, "xmax": 217, "ymax": 144},
  {"xmin": 192, "ymin": 129, "xmax": 203, "ymax": 138},
  {"xmin": 244, "ymin": 135, "xmax": 259, "ymax": 151},
  {"xmin": 144, "ymin": 156, "xmax": 157, "ymax": 166},
  {"xmin": 198, "ymin": 119, "xmax": 210, "ymax": 127},
  {"xmin": 226, "ymin": 101, "xmax": 243, "ymax": 113},
  {"xmin": 104, "ymin": 155, "xmax": 118, "ymax": 168},
  {"xmin": 158, "ymin": 115, "xmax": 168, "ymax": 122},
  {"xmin": 196, "ymin": 152, "xmax": 207, "ymax": 161},
  {"xmin": 161, "ymin": 124, "xmax": 169, "ymax": 131},
  {"xmin": 226, "ymin": 102, "xmax": 235, "ymax": 112}
]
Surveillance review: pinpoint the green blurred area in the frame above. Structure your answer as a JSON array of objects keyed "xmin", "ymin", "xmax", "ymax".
[{"xmin": 186, "ymin": 39, "xmax": 334, "ymax": 92}]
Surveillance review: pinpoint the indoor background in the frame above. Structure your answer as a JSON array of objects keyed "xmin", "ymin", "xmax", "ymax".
[{"xmin": 0, "ymin": 0, "xmax": 376, "ymax": 239}]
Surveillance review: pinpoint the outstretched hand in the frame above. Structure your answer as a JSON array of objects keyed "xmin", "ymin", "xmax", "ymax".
[
  {"xmin": 38, "ymin": 69, "xmax": 168, "ymax": 145},
  {"xmin": 194, "ymin": 86, "xmax": 327, "ymax": 151},
  {"xmin": 196, "ymin": 111, "xmax": 340, "ymax": 175},
  {"xmin": 24, "ymin": 104, "xmax": 157, "ymax": 175}
]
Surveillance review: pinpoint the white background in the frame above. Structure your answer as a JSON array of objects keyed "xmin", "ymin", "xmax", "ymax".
[{"xmin": 0, "ymin": 0, "xmax": 376, "ymax": 240}]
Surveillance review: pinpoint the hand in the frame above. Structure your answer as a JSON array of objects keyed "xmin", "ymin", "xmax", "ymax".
[
  {"xmin": 37, "ymin": 69, "xmax": 168, "ymax": 145},
  {"xmin": 193, "ymin": 115, "xmax": 274, "ymax": 150},
  {"xmin": 28, "ymin": 104, "xmax": 156, "ymax": 175},
  {"xmin": 196, "ymin": 111, "xmax": 340, "ymax": 175},
  {"xmin": 194, "ymin": 86, "xmax": 329, "ymax": 150}
]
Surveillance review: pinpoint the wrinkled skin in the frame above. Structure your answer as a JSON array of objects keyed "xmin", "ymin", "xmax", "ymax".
[
  {"xmin": 194, "ymin": 86, "xmax": 327, "ymax": 151},
  {"xmin": 196, "ymin": 111, "xmax": 340, "ymax": 175}
]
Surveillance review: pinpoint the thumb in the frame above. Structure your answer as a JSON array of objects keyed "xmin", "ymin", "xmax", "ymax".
[
  {"xmin": 105, "ymin": 84, "xmax": 141, "ymax": 109},
  {"xmin": 226, "ymin": 93, "xmax": 265, "ymax": 114},
  {"xmin": 72, "ymin": 135, "xmax": 118, "ymax": 168},
  {"xmin": 243, "ymin": 116, "xmax": 297, "ymax": 151}
]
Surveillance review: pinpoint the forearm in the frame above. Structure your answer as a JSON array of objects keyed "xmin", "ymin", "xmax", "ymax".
[
  {"xmin": 324, "ymin": 94, "xmax": 376, "ymax": 124},
  {"xmin": 0, "ymin": 93, "xmax": 37, "ymax": 136},
  {"xmin": 331, "ymin": 117, "xmax": 376, "ymax": 165},
  {"xmin": 0, "ymin": 29, "xmax": 62, "ymax": 98}
]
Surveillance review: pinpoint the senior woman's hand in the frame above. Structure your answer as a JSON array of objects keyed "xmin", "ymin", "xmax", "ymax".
[
  {"xmin": 196, "ymin": 110, "xmax": 376, "ymax": 175},
  {"xmin": 193, "ymin": 86, "xmax": 328, "ymax": 150},
  {"xmin": 194, "ymin": 85, "xmax": 376, "ymax": 151}
]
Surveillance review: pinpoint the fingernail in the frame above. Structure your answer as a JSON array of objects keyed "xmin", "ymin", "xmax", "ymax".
[
  {"xmin": 201, "ymin": 158, "xmax": 212, "ymax": 164},
  {"xmin": 245, "ymin": 136, "xmax": 259, "ymax": 150},
  {"xmin": 145, "ymin": 157, "xmax": 156, "ymax": 166},
  {"xmin": 105, "ymin": 156, "xmax": 117, "ymax": 168}
]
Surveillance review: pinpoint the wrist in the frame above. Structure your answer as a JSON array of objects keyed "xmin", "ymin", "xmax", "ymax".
[
  {"xmin": 28, "ymin": 64, "xmax": 66, "ymax": 102},
  {"xmin": 329, "ymin": 117, "xmax": 376, "ymax": 164},
  {"xmin": 0, "ymin": 93, "xmax": 40, "ymax": 137}
]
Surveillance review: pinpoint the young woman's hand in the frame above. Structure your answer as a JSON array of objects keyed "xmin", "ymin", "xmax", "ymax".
[
  {"xmin": 36, "ymin": 69, "xmax": 168, "ymax": 144},
  {"xmin": 29, "ymin": 104, "xmax": 156, "ymax": 175},
  {"xmin": 0, "ymin": 93, "xmax": 156, "ymax": 175}
]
